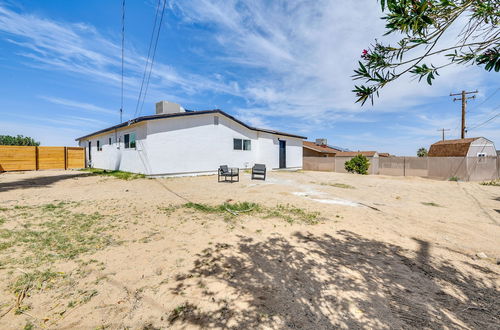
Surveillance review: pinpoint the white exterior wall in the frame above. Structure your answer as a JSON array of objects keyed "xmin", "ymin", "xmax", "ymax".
[
  {"xmin": 78, "ymin": 122, "xmax": 151, "ymax": 174},
  {"xmin": 256, "ymin": 132, "xmax": 302, "ymax": 169},
  {"xmin": 466, "ymin": 138, "xmax": 496, "ymax": 157},
  {"xmin": 78, "ymin": 113, "xmax": 304, "ymax": 176}
]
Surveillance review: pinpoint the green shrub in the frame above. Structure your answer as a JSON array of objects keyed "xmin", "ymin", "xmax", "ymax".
[
  {"xmin": 344, "ymin": 155, "xmax": 370, "ymax": 175},
  {"xmin": 0, "ymin": 135, "xmax": 40, "ymax": 146},
  {"xmin": 449, "ymin": 176, "xmax": 459, "ymax": 182}
]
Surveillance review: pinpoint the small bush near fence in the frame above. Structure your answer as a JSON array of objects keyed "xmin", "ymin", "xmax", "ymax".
[
  {"xmin": 345, "ymin": 155, "xmax": 370, "ymax": 175},
  {"xmin": 480, "ymin": 179, "xmax": 500, "ymax": 186}
]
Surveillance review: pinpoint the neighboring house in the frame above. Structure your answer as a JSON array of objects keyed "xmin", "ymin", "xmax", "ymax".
[
  {"xmin": 428, "ymin": 137, "xmax": 496, "ymax": 157},
  {"xmin": 75, "ymin": 101, "xmax": 306, "ymax": 176},
  {"xmin": 303, "ymin": 139, "xmax": 341, "ymax": 157}
]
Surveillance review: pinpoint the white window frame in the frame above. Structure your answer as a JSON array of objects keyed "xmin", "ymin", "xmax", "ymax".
[
  {"xmin": 243, "ymin": 139, "xmax": 251, "ymax": 151},
  {"xmin": 477, "ymin": 152, "xmax": 486, "ymax": 164}
]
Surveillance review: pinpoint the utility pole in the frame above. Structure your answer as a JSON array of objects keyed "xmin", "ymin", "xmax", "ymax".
[
  {"xmin": 450, "ymin": 90, "xmax": 478, "ymax": 139},
  {"xmin": 437, "ymin": 128, "xmax": 450, "ymax": 141}
]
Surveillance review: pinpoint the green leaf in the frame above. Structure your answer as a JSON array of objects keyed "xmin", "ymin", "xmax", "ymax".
[{"xmin": 421, "ymin": 15, "xmax": 433, "ymax": 25}]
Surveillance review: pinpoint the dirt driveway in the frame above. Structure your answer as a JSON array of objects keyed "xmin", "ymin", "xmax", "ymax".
[{"xmin": 0, "ymin": 170, "xmax": 498, "ymax": 329}]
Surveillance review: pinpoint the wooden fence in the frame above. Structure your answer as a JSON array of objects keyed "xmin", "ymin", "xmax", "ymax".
[{"xmin": 0, "ymin": 146, "xmax": 85, "ymax": 172}]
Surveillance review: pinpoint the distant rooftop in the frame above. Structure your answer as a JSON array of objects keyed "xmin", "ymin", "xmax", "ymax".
[
  {"xmin": 428, "ymin": 137, "xmax": 481, "ymax": 157},
  {"xmin": 335, "ymin": 151, "xmax": 378, "ymax": 157}
]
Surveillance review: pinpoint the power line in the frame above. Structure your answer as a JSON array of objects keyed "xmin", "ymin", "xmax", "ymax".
[
  {"xmin": 468, "ymin": 105, "xmax": 500, "ymax": 130},
  {"xmin": 463, "ymin": 87, "xmax": 500, "ymax": 129},
  {"xmin": 137, "ymin": 0, "xmax": 167, "ymax": 118},
  {"xmin": 120, "ymin": 0, "xmax": 126, "ymax": 123},
  {"xmin": 133, "ymin": 0, "xmax": 162, "ymax": 119},
  {"xmin": 474, "ymin": 87, "xmax": 500, "ymax": 109}
]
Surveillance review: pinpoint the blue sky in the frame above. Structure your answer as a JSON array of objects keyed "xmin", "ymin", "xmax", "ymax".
[{"xmin": 0, "ymin": 0, "xmax": 498, "ymax": 155}]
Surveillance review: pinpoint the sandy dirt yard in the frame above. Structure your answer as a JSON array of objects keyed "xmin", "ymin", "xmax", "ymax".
[{"xmin": 0, "ymin": 169, "xmax": 498, "ymax": 329}]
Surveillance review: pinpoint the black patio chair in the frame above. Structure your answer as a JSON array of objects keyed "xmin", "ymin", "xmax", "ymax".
[
  {"xmin": 218, "ymin": 165, "xmax": 239, "ymax": 183},
  {"xmin": 251, "ymin": 163, "xmax": 266, "ymax": 180}
]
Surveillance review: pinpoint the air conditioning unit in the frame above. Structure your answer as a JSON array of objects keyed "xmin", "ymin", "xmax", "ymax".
[
  {"xmin": 315, "ymin": 138, "xmax": 327, "ymax": 146},
  {"xmin": 155, "ymin": 101, "xmax": 186, "ymax": 114}
]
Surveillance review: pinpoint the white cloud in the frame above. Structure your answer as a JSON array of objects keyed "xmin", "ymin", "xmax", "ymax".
[
  {"xmin": 0, "ymin": 4, "xmax": 241, "ymax": 117},
  {"xmin": 0, "ymin": 1, "xmax": 491, "ymax": 123},
  {"xmin": 171, "ymin": 0, "xmax": 489, "ymax": 127},
  {"xmin": 39, "ymin": 96, "xmax": 116, "ymax": 115},
  {"xmin": 0, "ymin": 1, "xmax": 496, "ymax": 152}
]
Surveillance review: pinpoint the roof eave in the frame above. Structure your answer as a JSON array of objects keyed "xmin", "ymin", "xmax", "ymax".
[
  {"xmin": 303, "ymin": 145, "xmax": 336, "ymax": 153},
  {"xmin": 75, "ymin": 109, "xmax": 306, "ymax": 141}
]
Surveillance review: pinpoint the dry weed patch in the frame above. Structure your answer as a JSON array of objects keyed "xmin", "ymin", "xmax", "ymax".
[
  {"xmin": 182, "ymin": 202, "xmax": 321, "ymax": 225},
  {"xmin": 312, "ymin": 181, "xmax": 355, "ymax": 189},
  {"xmin": 480, "ymin": 179, "xmax": 500, "ymax": 186},
  {"xmin": 421, "ymin": 202, "xmax": 442, "ymax": 207},
  {"xmin": 0, "ymin": 201, "xmax": 116, "ymax": 322},
  {"xmin": 80, "ymin": 168, "xmax": 146, "ymax": 180},
  {"xmin": 0, "ymin": 202, "xmax": 114, "ymax": 267}
]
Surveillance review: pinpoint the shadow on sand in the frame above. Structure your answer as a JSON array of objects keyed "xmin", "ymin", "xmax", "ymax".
[
  {"xmin": 0, "ymin": 172, "xmax": 89, "ymax": 193},
  {"xmin": 170, "ymin": 230, "xmax": 498, "ymax": 329}
]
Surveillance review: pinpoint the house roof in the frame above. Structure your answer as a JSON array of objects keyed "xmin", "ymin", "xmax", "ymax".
[
  {"xmin": 303, "ymin": 141, "xmax": 340, "ymax": 154},
  {"xmin": 428, "ymin": 137, "xmax": 480, "ymax": 157},
  {"xmin": 335, "ymin": 151, "xmax": 378, "ymax": 157},
  {"xmin": 75, "ymin": 109, "xmax": 307, "ymax": 141}
]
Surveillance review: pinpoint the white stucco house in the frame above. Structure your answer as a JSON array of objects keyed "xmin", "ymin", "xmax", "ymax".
[{"xmin": 75, "ymin": 101, "xmax": 306, "ymax": 176}]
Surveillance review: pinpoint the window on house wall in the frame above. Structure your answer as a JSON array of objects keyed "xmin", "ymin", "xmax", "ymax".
[
  {"xmin": 233, "ymin": 138, "xmax": 251, "ymax": 150},
  {"xmin": 214, "ymin": 116, "xmax": 219, "ymax": 125},
  {"xmin": 130, "ymin": 133, "xmax": 136, "ymax": 148},
  {"xmin": 243, "ymin": 139, "xmax": 251, "ymax": 150},
  {"xmin": 97, "ymin": 140, "xmax": 102, "ymax": 151},
  {"xmin": 233, "ymin": 139, "xmax": 242, "ymax": 150},
  {"xmin": 124, "ymin": 133, "xmax": 136, "ymax": 149},
  {"xmin": 109, "ymin": 137, "xmax": 112, "ymax": 144}
]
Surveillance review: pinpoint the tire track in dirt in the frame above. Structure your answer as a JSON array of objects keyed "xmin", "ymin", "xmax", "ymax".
[{"xmin": 460, "ymin": 184, "xmax": 499, "ymax": 226}]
